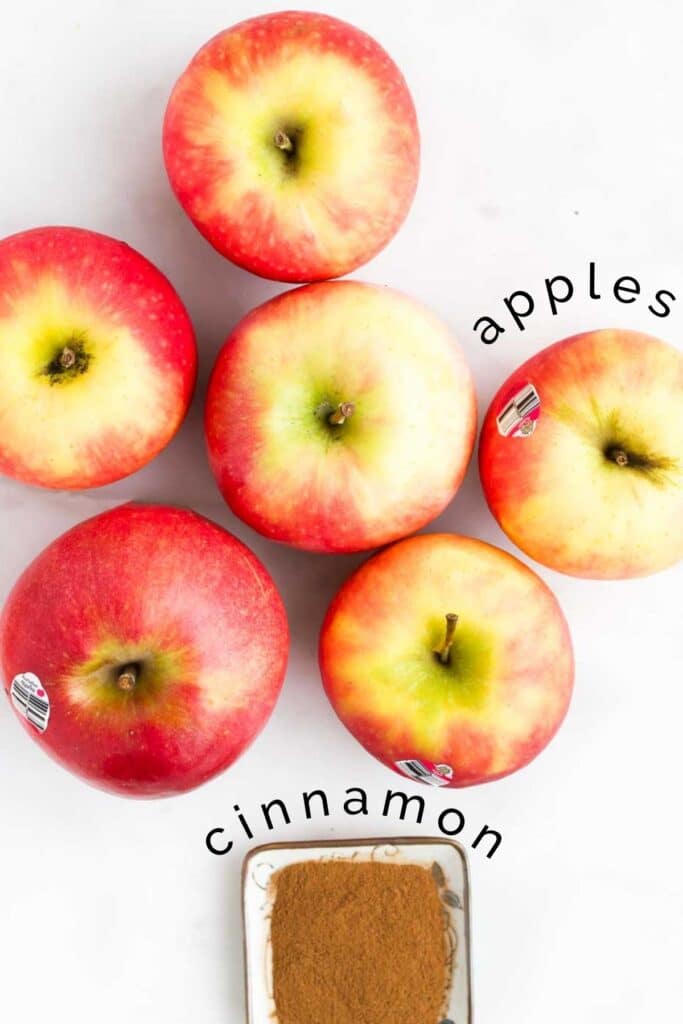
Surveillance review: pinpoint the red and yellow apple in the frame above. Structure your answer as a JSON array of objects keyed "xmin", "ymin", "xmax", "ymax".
[
  {"xmin": 0, "ymin": 503, "xmax": 289, "ymax": 797},
  {"xmin": 479, "ymin": 329, "xmax": 683, "ymax": 578},
  {"xmin": 320, "ymin": 533, "xmax": 573, "ymax": 787},
  {"xmin": 0, "ymin": 226, "xmax": 197, "ymax": 489},
  {"xmin": 163, "ymin": 11, "xmax": 419, "ymax": 282},
  {"xmin": 205, "ymin": 281, "xmax": 477, "ymax": 553}
]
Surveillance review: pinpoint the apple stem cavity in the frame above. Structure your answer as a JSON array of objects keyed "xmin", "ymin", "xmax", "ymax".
[
  {"xmin": 608, "ymin": 447, "xmax": 629, "ymax": 467},
  {"xmin": 59, "ymin": 346, "xmax": 77, "ymax": 370},
  {"xmin": 44, "ymin": 337, "xmax": 91, "ymax": 384},
  {"xmin": 274, "ymin": 130, "xmax": 294, "ymax": 153},
  {"xmin": 328, "ymin": 402, "xmax": 355, "ymax": 426},
  {"xmin": 434, "ymin": 613, "xmax": 459, "ymax": 665},
  {"xmin": 116, "ymin": 664, "xmax": 139, "ymax": 692}
]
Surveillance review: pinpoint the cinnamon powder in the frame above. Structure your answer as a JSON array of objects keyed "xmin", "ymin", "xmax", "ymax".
[{"xmin": 270, "ymin": 860, "xmax": 449, "ymax": 1024}]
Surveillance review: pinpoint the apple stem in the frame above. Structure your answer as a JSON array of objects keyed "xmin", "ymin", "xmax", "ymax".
[
  {"xmin": 434, "ymin": 613, "xmax": 458, "ymax": 665},
  {"xmin": 59, "ymin": 346, "xmax": 77, "ymax": 370},
  {"xmin": 117, "ymin": 664, "xmax": 138, "ymax": 692},
  {"xmin": 274, "ymin": 130, "xmax": 294, "ymax": 153},
  {"xmin": 328, "ymin": 402, "xmax": 355, "ymax": 426},
  {"xmin": 609, "ymin": 448, "xmax": 629, "ymax": 467}
]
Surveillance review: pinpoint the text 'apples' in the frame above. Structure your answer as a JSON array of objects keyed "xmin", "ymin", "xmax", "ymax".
[
  {"xmin": 163, "ymin": 11, "xmax": 419, "ymax": 282},
  {"xmin": 205, "ymin": 281, "xmax": 477, "ymax": 553},
  {"xmin": 320, "ymin": 533, "xmax": 574, "ymax": 787},
  {"xmin": 0, "ymin": 226, "xmax": 197, "ymax": 490},
  {"xmin": 479, "ymin": 329, "xmax": 683, "ymax": 578},
  {"xmin": 0, "ymin": 504, "xmax": 289, "ymax": 797}
]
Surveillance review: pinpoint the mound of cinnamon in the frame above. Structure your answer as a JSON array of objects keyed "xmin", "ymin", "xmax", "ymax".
[{"xmin": 271, "ymin": 859, "xmax": 449, "ymax": 1024}]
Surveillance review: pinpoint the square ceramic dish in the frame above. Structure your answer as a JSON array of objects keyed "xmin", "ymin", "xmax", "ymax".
[{"xmin": 242, "ymin": 836, "xmax": 472, "ymax": 1024}]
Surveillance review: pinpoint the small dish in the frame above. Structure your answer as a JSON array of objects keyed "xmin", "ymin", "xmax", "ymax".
[{"xmin": 241, "ymin": 836, "xmax": 472, "ymax": 1023}]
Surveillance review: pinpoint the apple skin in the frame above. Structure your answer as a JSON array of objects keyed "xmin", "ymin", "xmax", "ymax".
[
  {"xmin": 0, "ymin": 503, "xmax": 289, "ymax": 797},
  {"xmin": 163, "ymin": 11, "xmax": 419, "ymax": 282},
  {"xmin": 205, "ymin": 281, "xmax": 477, "ymax": 553},
  {"xmin": 0, "ymin": 226, "xmax": 197, "ymax": 490},
  {"xmin": 479, "ymin": 329, "xmax": 683, "ymax": 578},
  {"xmin": 320, "ymin": 533, "xmax": 574, "ymax": 787}
]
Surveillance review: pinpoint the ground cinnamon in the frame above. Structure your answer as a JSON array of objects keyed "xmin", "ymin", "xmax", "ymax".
[{"xmin": 270, "ymin": 859, "xmax": 449, "ymax": 1024}]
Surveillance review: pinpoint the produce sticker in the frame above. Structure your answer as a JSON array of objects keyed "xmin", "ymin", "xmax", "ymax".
[
  {"xmin": 10, "ymin": 672, "xmax": 50, "ymax": 733},
  {"xmin": 496, "ymin": 381, "xmax": 541, "ymax": 437},
  {"xmin": 395, "ymin": 758, "xmax": 453, "ymax": 787}
]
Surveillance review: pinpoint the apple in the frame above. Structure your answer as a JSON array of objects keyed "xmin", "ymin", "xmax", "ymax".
[
  {"xmin": 479, "ymin": 329, "xmax": 683, "ymax": 578},
  {"xmin": 205, "ymin": 281, "xmax": 477, "ymax": 553},
  {"xmin": 163, "ymin": 11, "xmax": 419, "ymax": 282},
  {"xmin": 0, "ymin": 503, "xmax": 289, "ymax": 797},
  {"xmin": 0, "ymin": 226, "xmax": 197, "ymax": 490},
  {"xmin": 320, "ymin": 533, "xmax": 573, "ymax": 787}
]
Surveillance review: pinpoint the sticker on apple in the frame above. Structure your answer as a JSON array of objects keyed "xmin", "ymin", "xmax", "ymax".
[
  {"xmin": 10, "ymin": 672, "xmax": 50, "ymax": 733},
  {"xmin": 496, "ymin": 381, "xmax": 541, "ymax": 437},
  {"xmin": 395, "ymin": 758, "xmax": 453, "ymax": 787}
]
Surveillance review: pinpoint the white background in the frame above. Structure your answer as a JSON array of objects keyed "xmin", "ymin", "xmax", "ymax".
[{"xmin": 1, "ymin": 1, "xmax": 682, "ymax": 1021}]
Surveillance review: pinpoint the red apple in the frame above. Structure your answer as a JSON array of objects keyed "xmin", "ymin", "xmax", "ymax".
[
  {"xmin": 320, "ymin": 533, "xmax": 574, "ymax": 787},
  {"xmin": 205, "ymin": 281, "xmax": 477, "ymax": 553},
  {"xmin": 0, "ymin": 226, "xmax": 197, "ymax": 490},
  {"xmin": 479, "ymin": 329, "xmax": 683, "ymax": 578},
  {"xmin": 0, "ymin": 503, "xmax": 289, "ymax": 797},
  {"xmin": 163, "ymin": 11, "xmax": 419, "ymax": 282}
]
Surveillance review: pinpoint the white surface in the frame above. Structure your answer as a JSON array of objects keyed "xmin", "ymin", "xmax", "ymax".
[
  {"xmin": 242, "ymin": 839, "xmax": 470, "ymax": 1023},
  {"xmin": 1, "ymin": 2, "xmax": 682, "ymax": 1022}
]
